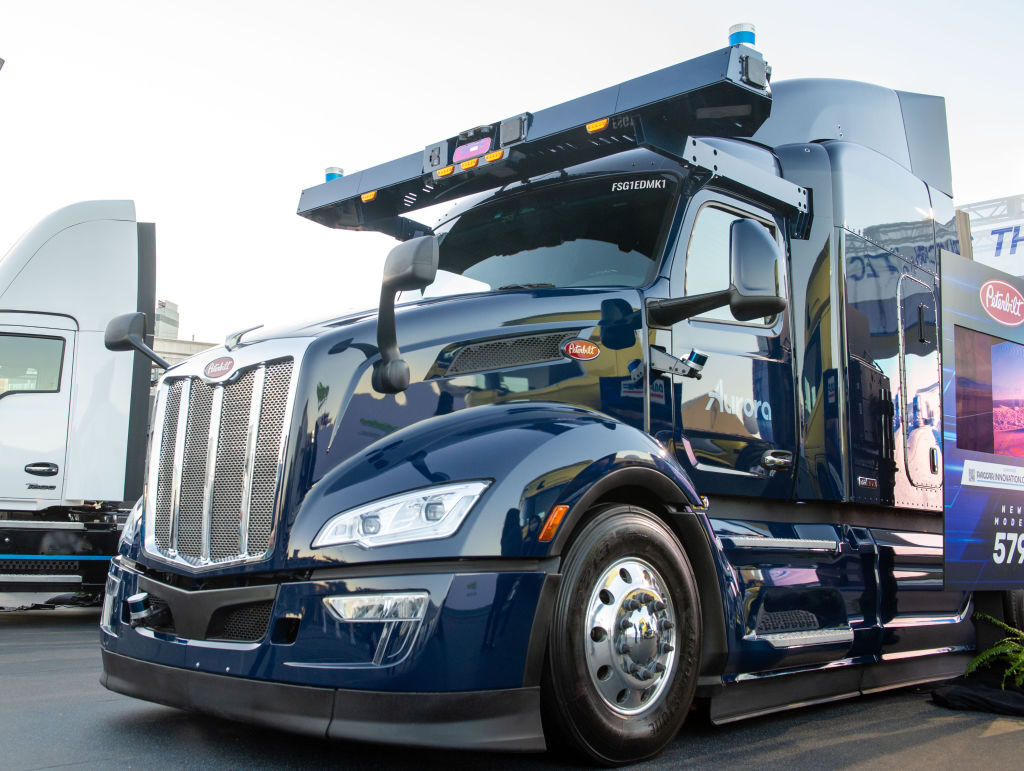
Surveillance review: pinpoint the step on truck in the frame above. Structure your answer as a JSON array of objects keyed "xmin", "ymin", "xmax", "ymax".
[
  {"xmin": 0, "ymin": 201, "xmax": 155, "ymax": 609},
  {"xmin": 99, "ymin": 29, "xmax": 1024, "ymax": 765}
]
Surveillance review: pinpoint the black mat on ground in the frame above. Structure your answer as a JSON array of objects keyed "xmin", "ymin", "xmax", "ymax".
[{"xmin": 932, "ymin": 671, "xmax": 1024, "ymax": 717}]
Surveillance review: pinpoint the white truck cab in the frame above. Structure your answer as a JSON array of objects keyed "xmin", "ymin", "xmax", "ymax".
[{"xmin": 0, "ymin": 201, "xmax": 154, "ymax": 608}]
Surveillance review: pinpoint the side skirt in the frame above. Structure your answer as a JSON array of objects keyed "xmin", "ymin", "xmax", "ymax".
[{"xmin": 706, "ymin": 650, "xmax": 972, "ymax": 724}]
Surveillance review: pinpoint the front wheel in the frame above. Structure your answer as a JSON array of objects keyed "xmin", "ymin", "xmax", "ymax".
[{"xmin": 541, "ymin": 504, "xmax": 702, "ymax": 765}]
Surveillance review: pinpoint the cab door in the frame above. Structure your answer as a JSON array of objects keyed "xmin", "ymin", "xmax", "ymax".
[
  {"xmin": 0, "ymin": 324, "xmax": 75, "ymax": 502},
  {"xmin": 668, "ymin": 192, "xmax": 798, "ymax": 499}
]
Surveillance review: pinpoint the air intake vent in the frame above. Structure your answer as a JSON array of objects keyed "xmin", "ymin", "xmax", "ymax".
[
  {"xmin": 206, "ymin": 601, "xmax": 274, "ymax": 642},
  {"xmin": 445, "ymin": 332, "xmax": 578, "ymax": 376}
]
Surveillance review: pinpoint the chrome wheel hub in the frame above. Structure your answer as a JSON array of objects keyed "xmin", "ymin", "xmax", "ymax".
[{"xmin": 584, "ymin": 557, "xmax": 677, "ymax": 715}]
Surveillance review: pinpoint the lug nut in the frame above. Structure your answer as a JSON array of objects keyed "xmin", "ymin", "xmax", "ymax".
[
  {"xmin": 659, "ymin": 642, "xmax": 674, "ymax": 654},
  {"xmin": 617, "ymin": 641, "xmax": 632, "ymax": 655},
  {"xmin": 652, "ymin": 662, "xmax": 666, "ymax": 673},
  {"xmin": 661, "ymin": 620, "xmax": 674, "ymax": 631},
  {"xmin": 625, "ymin": 598, "xmax": 642, "ymax": 611},
  {"xmin": 620, "ymin": 617, "xmax": 633, "ymax": 630},
  {"xmin": 648, "ymin": 600, "xmax": 666, "ymax": 613}
]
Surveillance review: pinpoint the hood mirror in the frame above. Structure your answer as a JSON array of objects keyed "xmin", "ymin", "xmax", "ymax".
[{"xmin": 373, "ymin": 236, "xmax": 439, "ymax": 393}]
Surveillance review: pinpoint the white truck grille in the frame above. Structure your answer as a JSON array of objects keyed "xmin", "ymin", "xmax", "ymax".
[{"xmin": 147, "ymin": 359, "xmax": 294, "ymax": 568}]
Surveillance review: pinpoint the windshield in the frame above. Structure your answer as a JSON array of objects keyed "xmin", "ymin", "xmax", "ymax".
[{"xmin": 408, "ymin": 173, "xmax": 676, "ymax": 299}]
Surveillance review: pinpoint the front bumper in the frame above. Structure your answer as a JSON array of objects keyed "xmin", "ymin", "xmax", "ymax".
[
  {"xmin": 100, "ymin": 557, "xmax": 557, "ymax": 749},
  {"xmin": 101, "ymin": 649, "xmax": 544, "ymax": 751}
]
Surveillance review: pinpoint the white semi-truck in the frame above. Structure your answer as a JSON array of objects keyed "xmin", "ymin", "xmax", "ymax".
[{"xmin": 0, "ymin": 200, "xmax": 155, "ymax": 608}]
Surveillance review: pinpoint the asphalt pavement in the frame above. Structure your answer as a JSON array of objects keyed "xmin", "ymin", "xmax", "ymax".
[{"xmin": 1, "ymin": 609, "xmax": 1021, "ymax": 770}]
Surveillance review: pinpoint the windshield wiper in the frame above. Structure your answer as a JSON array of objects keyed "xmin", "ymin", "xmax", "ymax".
[{"xmin": 497, "ymin": 283, "xmax": 556, "ymax": 290}]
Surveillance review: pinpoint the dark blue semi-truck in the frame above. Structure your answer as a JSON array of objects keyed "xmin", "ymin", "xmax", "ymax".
[{"xmin": 98, "ymin": 32, "xmax": 1024, "ymax": 764}]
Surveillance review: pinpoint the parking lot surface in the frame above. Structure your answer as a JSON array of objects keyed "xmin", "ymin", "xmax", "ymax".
[{"xmin": 2, "ymin": 609, "xmax": 1021, "ymax": 769}]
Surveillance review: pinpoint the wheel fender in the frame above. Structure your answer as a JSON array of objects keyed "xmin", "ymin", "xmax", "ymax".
[{"xmin": 287, "ymin": 401, "xmax": 702, "ymax": 563}]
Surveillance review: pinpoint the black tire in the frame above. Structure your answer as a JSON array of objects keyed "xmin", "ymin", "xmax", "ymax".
[
  {"xmin": 1004, "ymin": 590, "xmax": 1024, "ymax": 631},
  {"xmin": 541, "ymin": 504, "xmax": 702, "ymax": 766}
]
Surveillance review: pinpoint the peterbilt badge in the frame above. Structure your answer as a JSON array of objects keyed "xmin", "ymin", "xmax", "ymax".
[
  {"xmin": 980, "ymin": 279, "xmax": 1024, "ymax": 327},
  {"xmin": 563, "ymin": 339, "xmax": 600, "ymax": 361},
  {"xmin": 204, "ymin": 356, "xmax": 235, "ymax": 378}
]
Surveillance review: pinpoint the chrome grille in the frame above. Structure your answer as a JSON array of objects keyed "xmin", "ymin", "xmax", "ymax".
[
  {"xmin": 211, "ymin": 371, "xmax": 254, "ymax": 560},
  {"xmin": 153, "ymin": 381, "xmax": 182, "ymax": 549},
  {"xmin": 178, "ymin": 381, "xmax": 213, "ymax": 557},
  {"xmin": 147, "ymin": 358, "xmax": 294, "ymax": 568},
  {"xmin": 249, "ymin": 363, "xmax": 292, "ymax": 554}
]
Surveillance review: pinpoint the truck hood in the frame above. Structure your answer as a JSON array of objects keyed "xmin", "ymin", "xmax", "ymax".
[{"xmin": 134, "ymin": 287, "xmax": 673, "ymax": 577}]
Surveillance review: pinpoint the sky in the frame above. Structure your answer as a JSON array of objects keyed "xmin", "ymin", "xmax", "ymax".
[{"xmin": 1, "ymin": 0, "xmax": 1022, "ymax": 342}]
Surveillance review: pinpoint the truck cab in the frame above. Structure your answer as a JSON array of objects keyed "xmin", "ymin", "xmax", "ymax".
[
  {"xmin": 0, "ymin": 201, "xmax": 154, "ymax": 608},
  {"xmin": 99, "ymin": 38, "xmax": 1019, "ymax": 765}
]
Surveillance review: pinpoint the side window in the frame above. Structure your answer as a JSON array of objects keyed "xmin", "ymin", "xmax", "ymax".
[
  {"xmin": 0, "ymin": 334, "xmax": 65, "ymax": 396},
  {"xmin": 684, "ymin": 203, "xmax": 782, "ymax": 324}
]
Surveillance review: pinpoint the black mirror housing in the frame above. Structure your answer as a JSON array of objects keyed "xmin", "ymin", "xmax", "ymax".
[
  {"xmin": 382, "ymin": 236, "xmax": 439, "ymax": 293},
  {"xmin": 104, "ymin": 312, "xmax": 169, "ymax": 370},
  {"xmin": 104, "ymin": 312, "xmax": 147, "ymax": 352},
  {"xmin": 728, "ymin": 219, "xmax": 788, "ymax": 322}
]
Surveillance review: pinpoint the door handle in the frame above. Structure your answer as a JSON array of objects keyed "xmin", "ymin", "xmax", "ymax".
[
  {"xmin": 760, "ymin": 450, "xmax": 793, "ymax": 471},
  {"xmin": 25, "ymin": 462, "xmax": 59, "ymax": 477}
]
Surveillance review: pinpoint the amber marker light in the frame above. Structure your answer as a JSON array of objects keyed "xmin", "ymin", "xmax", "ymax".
[
  {"xmin": 460, "ymin": 158, "xmax": 479, "ymax": 170},
  {"xmin": 437, "ymin": 165, "xmax": 454, "ymax": 177},
  {"xmin": 360, "ymin": 191, "xmax": 377, "ymax": 203},
  {"xmin": 586, "ymin": 117, "xmax": 610, "ymax": 133},
  {"xmin": 484, "ymin": 149, "xmax": 504, "ymax": 163},
  {"xmin": 538, "ymin": 504, "xmax": 570, "ymax": 542}
]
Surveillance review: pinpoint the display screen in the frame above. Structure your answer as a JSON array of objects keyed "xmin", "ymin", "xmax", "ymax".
[{"xmin": 955, "ymin": 325, "xmax": 1024, "ymax": 458}]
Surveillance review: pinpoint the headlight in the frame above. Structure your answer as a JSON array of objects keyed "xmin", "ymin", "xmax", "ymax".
[
  {"xmin": 119, "ymin": 497, "xmax": 143, "ymax": 547},
  {"xmin": 312, "ymin": 480, "xmax": 490, "ymax": 549}
]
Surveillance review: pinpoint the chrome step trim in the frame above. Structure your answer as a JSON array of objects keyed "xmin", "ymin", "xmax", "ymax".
[
  {"xmin": 747, "ymin": 628, "xmax": 854, "ymax": 648},
  {"xmin": 722, "ymin": 536, "xmax": 839, "ymax": 552}
]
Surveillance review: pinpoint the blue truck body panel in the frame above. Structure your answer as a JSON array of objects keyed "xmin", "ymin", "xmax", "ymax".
[{"xmin": 99, "ymin": 38, "xmax": 1020, "ymax": 757}]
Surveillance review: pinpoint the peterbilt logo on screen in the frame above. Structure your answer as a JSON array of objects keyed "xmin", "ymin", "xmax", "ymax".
[
  {"xmin": 563, "ymin": 339, "xmax": 600, "ymax": 361},
  {"xmin": 980, "ymin": 280, "xmax": 1024, "ymax": 327},
  {"xmin": 204, "ymin": 356, "xmax": 235, "ymax": 378}
]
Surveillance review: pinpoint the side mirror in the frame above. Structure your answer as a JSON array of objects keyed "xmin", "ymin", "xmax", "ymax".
[
  {"xmin": 728, "ymin": 219, "xmax": 787, "ymax": 322},
  {"xmin": 373, "ymin": 236, "xmax": 438, "ymax": 393},
  {"xmin": 104, "ymin": 312, "xmax": 169, "ymax": 370}
]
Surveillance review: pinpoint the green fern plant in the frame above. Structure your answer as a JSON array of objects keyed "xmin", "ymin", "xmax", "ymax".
[{"xmin": 967, "ymin": 612, "xmax": 1024, "ymax": 689}]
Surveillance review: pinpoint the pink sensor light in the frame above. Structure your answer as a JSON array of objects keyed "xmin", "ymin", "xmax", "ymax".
[{"xmin": 452, "ymin": 137, "xmax": 492, "ymax": 163}]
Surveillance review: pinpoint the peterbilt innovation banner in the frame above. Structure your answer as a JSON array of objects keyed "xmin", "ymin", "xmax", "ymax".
[{"xmin": 943, "ymin": 250, "xmax": 1024, "ymax": 590}]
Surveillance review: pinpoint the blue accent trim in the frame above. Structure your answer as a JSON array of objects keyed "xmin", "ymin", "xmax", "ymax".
[
  {"xmin": 729, "ymin": 31, "xmax": 755, "ymax": 46},
  {"xmin": 2, "ymin": 554, "xmax": 111, "ymax": 560}
]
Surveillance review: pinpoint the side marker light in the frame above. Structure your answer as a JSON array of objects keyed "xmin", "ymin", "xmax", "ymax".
[
  {"xmin": 538, "ymin": 504, "xmax": 570, "ymax": 542},
  {"xmin": 484, "ymin": 149, "xmax": 504, "ymax": 163},
  {"xmin": 586, "ymin": 118, "xmax": 610, "ymax": 134},
  {"xmin": 360, "ymin": 190, "xmax": 377, "ymax": 203},
  {"xmin": 460, "ymin": 158, "xmax": 478, "ymax": 170},
  {"xmin": 437, "ymin": 165, "xmax": 454, "ymax": 177}
]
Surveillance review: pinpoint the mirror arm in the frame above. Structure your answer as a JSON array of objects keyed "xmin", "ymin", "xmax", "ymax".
[
  {"xmin": 372, "ymin": 284, "xmax": 409, "ymax": 394},
  {"xmin": 646, "ymin": 289, "xmax": 732, "ymax": 327},
  {"xmin": 125, "ymin": 335, "xmax": 169, "ymax": 370}
]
